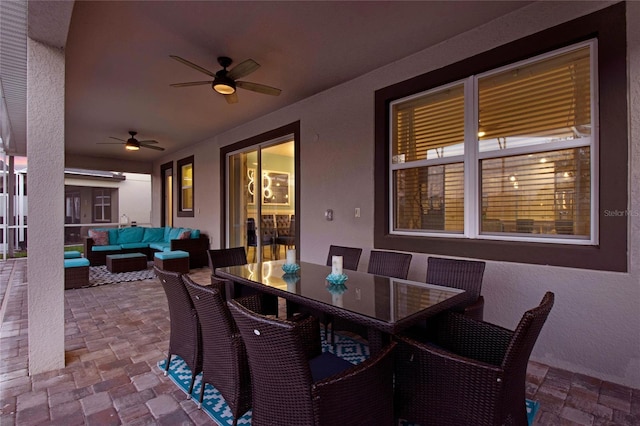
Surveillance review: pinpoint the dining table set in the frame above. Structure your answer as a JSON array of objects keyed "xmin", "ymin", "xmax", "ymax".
[{"xmin": 168, "ymin": 248, "xmax": 553, "ymax": 425}]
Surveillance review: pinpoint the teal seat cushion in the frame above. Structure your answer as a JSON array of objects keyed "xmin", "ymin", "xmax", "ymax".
[
  {"xmin": 168, "ymin": 227, "xmax": 184, "ymax": 241},
  {"xmin": 64, "ymin": 258, "xmax": 90, "ymax": 268},
  {"xmin": 154, "ymin": 250, "xmax": 189, "ymax": 260},
  {"xmin": 64, "ymin": 251, "xmax": 82, "ymax": 259},
  {"xmin": 149, "ymin": 242, "xmax": 171, "ymax": 251},
  {"xmin": 108, "ymin": 253, "xmax": 146, "ymax": 260},
  {"xmin": 117, "ymin": 227, "xmax": 145, "ymax": 244},
  {"xmin": 143, "ymin": 227, "xmax": 165, "ymax": 243},
  {"xmin": 119, "ymin": 242, "xmax": 149, "ymax": 250},
  {"xmin": 189, "ymin": 228, "xmax": 201, "ymax": 239},
  {"xmin": 92, "ymin": 244, "xmax": 122, "ymax": 252}
]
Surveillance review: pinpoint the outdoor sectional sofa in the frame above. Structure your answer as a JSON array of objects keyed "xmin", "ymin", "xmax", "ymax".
[{"xmin": 84, "ymin": 226, "xmax": 209, "ymax": 268}]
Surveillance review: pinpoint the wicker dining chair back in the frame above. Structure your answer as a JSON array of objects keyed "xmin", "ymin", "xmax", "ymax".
[
  {"xmin": 153, "ymin": 266, "xmax": 202, "ymax": 395},
  {"xmin": 326, "ymin": 245, "xmax": 362, "ymax": 270},
  {"xmin": 208, "ymin": 247, "xmax": 248, "ymax": 274},
  {"xmin": 182, "ymin": 275, "xmax": 255, "ymax": 423},
  {"xmin": 426, "ymin": 256, "xmax": 486, "ymax": 320},
  {"xmin": 394, "ymin": 292, "xmax": 554, "ymax": 426},
  {"xmin": 208, "ymin": 246, "xmax": 278, "ymax": 315},
  {"xmin": 228, "ymin": 299, "xmax": 397, "ymax": 426},
  {"xmin": 367, "ymin": 250, "xmax": 413, "ymax": 279}
]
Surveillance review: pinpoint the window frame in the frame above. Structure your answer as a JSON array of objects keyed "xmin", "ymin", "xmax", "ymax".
[
  {"xmin": 92, "ymin": 188, "xmax": 111, "ymax": 223},
  {"xmin": 177, "ymin": 155, "xmax": 194, "ymax": 218},
  {"xmin": 374, "ymin": 3, "xmax": 627, "ymax": 271},
  {"xmin": 389, "ymin": 40, "xmax": 598, "ymax": 245}
]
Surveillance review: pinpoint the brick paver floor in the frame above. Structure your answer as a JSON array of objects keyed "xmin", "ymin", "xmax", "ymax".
[{"xmin": 1, "ymin": 258, "xmax": 638, "ymax": 425}]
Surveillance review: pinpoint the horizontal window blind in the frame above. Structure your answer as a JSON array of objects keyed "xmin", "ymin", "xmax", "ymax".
[
  {"xmin": 392, "ymin": 84, "xmax": 464, "ymax": 163},
  {"xmin": 481, "ymin": 148, "xmax": 590, "ymax": 237},
  {"xmin": 478, "ymin": 46, "xmax": 591, "ymax": 151},
  {"xmin": 394, "ymin": 163, "xmax": 464, "ymax": 232}
]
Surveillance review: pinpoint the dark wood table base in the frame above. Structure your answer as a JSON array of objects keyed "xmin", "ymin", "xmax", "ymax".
[{"xmin": 106, "ymin": 253, "xmax": 148, "ymax": 273}]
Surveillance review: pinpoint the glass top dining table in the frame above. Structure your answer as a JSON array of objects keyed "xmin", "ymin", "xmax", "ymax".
[{"xmin": 216, "ymin": 259, "xmax": 467, "ymax": 353}]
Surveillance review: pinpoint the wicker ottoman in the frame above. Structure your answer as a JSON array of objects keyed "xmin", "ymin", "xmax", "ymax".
[
  {"xmin": 154, "ymin": 250, "xmax": 190, "ymax": 274},
  {"xmin": 64, "ymin": 257, "xmax": 90, "ymax": 289},
  {"xmin": 106, "ymin": 253, "xmax": 148, "ymax": 273}
]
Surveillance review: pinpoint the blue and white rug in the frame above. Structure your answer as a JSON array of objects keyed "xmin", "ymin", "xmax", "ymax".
[
  {"xmin": 157, "ymin": 330, "xmax": 369, "ymax": 425},
  {"xmin": 89, "ymin": 262, "xmax": 156, "ymax": 287}
]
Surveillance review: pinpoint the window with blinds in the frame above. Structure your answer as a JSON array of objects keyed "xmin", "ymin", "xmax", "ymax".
[{"xmin": 389, "ymin": 40, "xmax": 595, "ymax": 243}]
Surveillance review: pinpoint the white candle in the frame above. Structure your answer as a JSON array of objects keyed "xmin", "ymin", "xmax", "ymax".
[
  {"xmin": 286, "ymin": 249, "xmax": 296, "ymax": 264},
  {"xmin": 332, "ymin": 293, "xmax": 344, "ymax": 308},
  {"xmin": 332, "ymin": 255, "xmax": 343, "ymax": 275}
]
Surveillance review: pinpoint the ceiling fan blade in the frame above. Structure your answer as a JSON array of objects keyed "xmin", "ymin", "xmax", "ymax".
[
  {"xmin": 170, "ymin": 55, "xmax": 216, "ymax": 78},
  {"xmin": 170, "ymin": 81, "xmax": 213, "ymax": 87},
  {"xmin": 137, "ymin": 139, "xmax": 159, "ymax": 144},
  {"xmin": 109, "ymin": 136, "xmax": 126, "ymax": 142},
  {"xmin": 227, "ymin": 59, "xmax": 260, "ymax": 80},
  {"xmin": 236, "ymin": 81, "xmax": 282, "ymax": 96},
  {"xmin": 140, "ymin": 144, "xmax": 165, "ymax": 151},
  {"xmin": 224, "ymin": 92, "xmax": 239, "ymax": 104},
  {"xmin": 97, "ymin": 142, "xmax": 125, "ymax": 145}
]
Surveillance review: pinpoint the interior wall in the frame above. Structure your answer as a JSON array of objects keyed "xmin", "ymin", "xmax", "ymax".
[{"xmin": 155, "ymin": 1, "xmax": 640, "ymax": 388}]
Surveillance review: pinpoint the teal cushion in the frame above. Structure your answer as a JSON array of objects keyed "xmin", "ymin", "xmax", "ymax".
[
  {"xmin": 149, "ymin": 242, "xmax": 171, "ymax": 251},
  {"xmin": 107, "ymin": 229, "xmax": 118, "ymax": 244},
  {"xmin": 107, "ymin": 253, "xmax": 146, "ymax": 260},
  {"xmin": 190, "ymin": 229, "xmax": 200, "ymax": 239},
  {"xmin": 168, "ymin": 227, "xmax": 184, "ymax": 241},
  {"xmin": 117, "ymin": 227, "xmax": 145, "ymax": 244},
  {"xmin": 154, "ymin": 250, "xmax": 189, "ymax": 260},
  {"xmin": 64, "ymin": 251, "xmax": 82, "ymax": 259},
  {"xmin": 64, "ymin": 258, "xmax": 90, "ymax": 268},
  {"xmin": 91, "ymin": 244, "xmax": 122, "ymax": 252},
  {"xmin": 119, "ymin": 242, "xmax": 149, "ymax": 250},
  {"xmin": 163, "ymin": 226, "xmax": 172, "ymax": 241},
  {"xmin": 142, "ymin": 227, "xmax": 165, "ymax": 243}
]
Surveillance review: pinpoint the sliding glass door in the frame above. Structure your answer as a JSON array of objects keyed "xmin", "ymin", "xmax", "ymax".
[{"xmin": 227, "ymin": 137, "xmax": 295, "ymax": 262}]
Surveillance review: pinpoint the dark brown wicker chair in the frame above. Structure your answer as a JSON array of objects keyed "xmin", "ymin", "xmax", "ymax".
[
  {"xmin": 326, "ymin": 245, "xmax": 362, "ymax": 270},
  {"xmin": 208, "ymin": 246, "xmax": 278, "ymax": 315},
  {"xmin": 153, "ymin": 266, "xmax": 202, "ymax": 397},
  {"xmin": 367, "ymin": 250, "xmax": 412, "ymax": 279},
  {"xmin": 228, "ymin": 299, "xmax": 397, "ymax": 426},
  {"xmin": 426, "ymin": 256, "xmax": 486, "ymax": 320},
  {"xmin": 182, "ymin": 275, "xmax": 261, "ymax": 424},
  {"xmin": 394, "ymin": 292, "xmax": 554, "ymax": 426}
]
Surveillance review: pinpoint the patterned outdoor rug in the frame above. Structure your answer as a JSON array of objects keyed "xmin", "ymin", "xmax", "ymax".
[
  {"xmin": 89, "ymin": 261, "xmax": 156, "ymax": 287},
  {"xmin": 157, "ymin": 330, "xmax": 370, "ymax": 425}
]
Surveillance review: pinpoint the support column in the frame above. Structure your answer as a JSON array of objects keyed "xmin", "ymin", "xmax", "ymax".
[{"xmin": 26, "ymin": 37, "xmax": 65, "ymax": 373}]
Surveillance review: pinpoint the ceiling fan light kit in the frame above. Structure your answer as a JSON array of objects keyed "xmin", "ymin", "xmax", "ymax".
[
  {"xmin": 170, "ymin": 55, "xmax": 281, "ymax": 103},
  {"xmin": 97, "ymin": 131, "xmax": 165, "ymax": 152},
  {"xmin": 213, "ymin": 77, "xmax": 236, "ymax": 94}
]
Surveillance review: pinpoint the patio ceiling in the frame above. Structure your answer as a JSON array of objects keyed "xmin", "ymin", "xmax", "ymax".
[{"xmin": 1, "ymin": 0, "xmax": 532, "ymax": 171}]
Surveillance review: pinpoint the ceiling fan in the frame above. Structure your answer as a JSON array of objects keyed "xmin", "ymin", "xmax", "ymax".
[
  {"xmin": 169, "ymin": 55, "xmax": 282, "ymax": 104},
  {"xmin": 98, "ymin": 131, "xmax": 165, "ymax": 151}
]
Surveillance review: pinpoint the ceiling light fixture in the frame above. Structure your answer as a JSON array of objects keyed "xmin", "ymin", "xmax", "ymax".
[
  {"xmin": 213, "ymin": 76, "xmax": 236, "ymax": 94},
  {"xmin": 125, "ymin": 142, "xmax": 140, "ymax": 151}
]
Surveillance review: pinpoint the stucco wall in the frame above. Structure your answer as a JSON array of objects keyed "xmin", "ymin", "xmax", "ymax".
[
  {"xmin": 27, "ymin": 38, "xmax": 66, "ymax": 373},
  {"xmin": 154, "ymin": 1, "xmax": 640, "ymax": 388}
]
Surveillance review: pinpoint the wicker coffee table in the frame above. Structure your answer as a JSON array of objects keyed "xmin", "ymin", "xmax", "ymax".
[{"xmin": 106, "ymin": 253, "xmax": 148, "ymax": 273}]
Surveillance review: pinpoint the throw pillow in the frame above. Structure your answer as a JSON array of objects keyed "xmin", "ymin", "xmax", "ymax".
[
  {"xmin": 89, "ymin": 229, "xmax": 109, "ymax": 246},
  {"xmin": 178, "ymin": 230, "xmax": 191, "ymax": 239}
]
